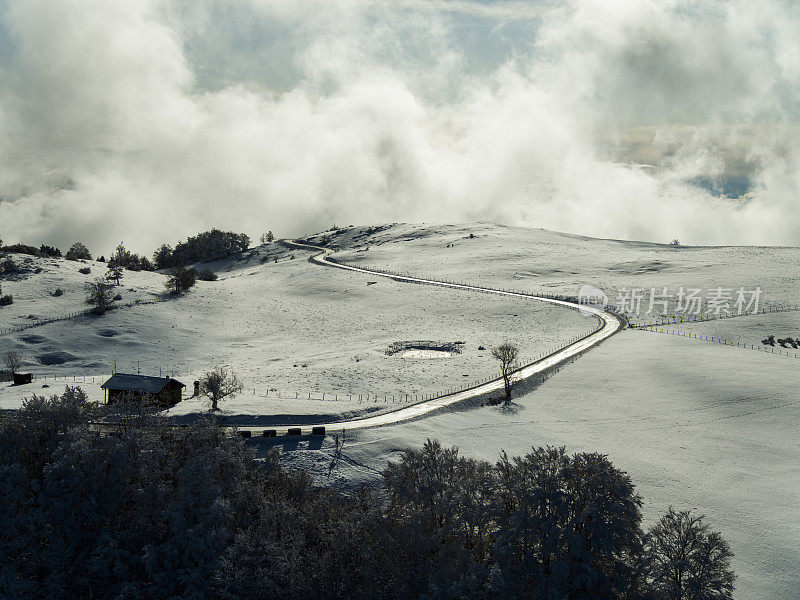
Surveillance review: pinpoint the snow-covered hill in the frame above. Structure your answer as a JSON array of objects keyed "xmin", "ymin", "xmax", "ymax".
[
  {"xmin": 2, "ymin": 223, "xmax": 799, "ymax": 600},
  {"xmin": 0, "ymin": 232, "xmax": 594, "ymax": 420}
]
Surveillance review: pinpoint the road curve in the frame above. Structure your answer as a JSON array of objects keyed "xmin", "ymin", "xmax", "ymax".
[{"xmin": 235, "ymin": 241, "xmax": 623, "ymax": 435}]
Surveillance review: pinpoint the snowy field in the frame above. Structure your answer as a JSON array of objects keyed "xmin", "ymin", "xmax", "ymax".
[
  {"xmin": 662, "ymin": 310, "xmax": 800, "ymax": 346},
  {"xmin": 2, "ymin": 222, "xmax": 799, "ymax": 599},
  {"xmin": 279, "ymin": 331, "xmax": 800, "ymax": 600},
  {"xmin": 327, "ymin": 223, "xmax": 800, "ymax": 315},
  {"xmin": 0, "ymin": 237, "xmax": 593, "ymax": 421}
]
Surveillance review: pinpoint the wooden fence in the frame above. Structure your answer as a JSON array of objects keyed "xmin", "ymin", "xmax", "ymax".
[{"xmin": 633, "ymin": 325, "xmax": 800, "ymax": 358}]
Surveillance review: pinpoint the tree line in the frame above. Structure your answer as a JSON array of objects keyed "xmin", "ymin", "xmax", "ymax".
[
  {"xmin": 1, "ymin": 228, "xmax": 256, "ymax": 273},
  {"xmin": 0, "ymin": 387, "xmax": 735, "ymax": 600}
]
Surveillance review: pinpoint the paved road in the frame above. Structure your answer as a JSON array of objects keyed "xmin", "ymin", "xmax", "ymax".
[{"xmin": 238, "ymin": 241, "xmax": 623, "ymax": 435}]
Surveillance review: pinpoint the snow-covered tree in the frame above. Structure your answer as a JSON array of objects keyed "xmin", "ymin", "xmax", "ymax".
[
  {"xmin": 0, "ymin": 387, "xmax": 737, "ymax": 600},
  {"xmin": 383, "ymin": 439, "xmax": 497, "ymax": 597},
  {"xmin": 493, "ymin": 446, "xmax": 644, "ymax": 599},
  {"xmin": 2, "ymin": 350, "xmax": 22, "ymax": 375},
  {"xmin": 645, "ymin": 507, "xmax": 735, "ymax": 600}
]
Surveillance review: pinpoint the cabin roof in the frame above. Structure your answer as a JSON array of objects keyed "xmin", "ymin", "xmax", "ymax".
[{"xmin": 101, "ymin": 373, "xmax": 185, "ymax": 394}]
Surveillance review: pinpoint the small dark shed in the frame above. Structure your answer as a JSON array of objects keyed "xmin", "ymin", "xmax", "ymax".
[
  {"xmin": 101, "ymin": 373, "xmax": 185, "ymax": 406},
  {"xmin": 13, "ymin": 373, "xmax": 33, "ymax": 385}
]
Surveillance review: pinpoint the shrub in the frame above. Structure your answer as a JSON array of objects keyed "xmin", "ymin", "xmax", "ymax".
[
  {"xmin": 85, "ymin": 278, "xmax": 114, "ymax": 314},
  {"xmin": 0, "ymin": 284, "xmax": 12, "ymax": 306},
  {"xmin": 196, "ymin": 268, "xmax": 218, "ymax": 281},
  {"xmin": 138, "ymin": 256, "xmax": 154, "ymax": 271},
  {"xmin": 166, "ymin": 265, "xmax": 197, "ymax": 294},
  {"xmin": 52, "ymin": 288, "xmax": 64, "ymax": 297},
  {"xmin": 78, "ymin": 267, "xmax": 91, "ymax": 275},
  {"xmin": 2, "ymin": 256, "xmax": 18, "ymax": 273}
]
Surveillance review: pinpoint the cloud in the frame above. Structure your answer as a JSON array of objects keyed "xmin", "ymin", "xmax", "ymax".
[{"xmin": 1, "ymin": 0, "xmax": 799, "ymax": 254}]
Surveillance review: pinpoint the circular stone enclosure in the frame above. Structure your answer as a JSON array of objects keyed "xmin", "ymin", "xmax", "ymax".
[{"xmin": 386, "ymin": 340, "xmax": 464, "ymax": 359}]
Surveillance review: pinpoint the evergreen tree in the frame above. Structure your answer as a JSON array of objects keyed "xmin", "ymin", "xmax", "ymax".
[
  {"xmin": 165, "ymin": 265, "xmax": 197, "ymax": 294},
  {"xmin": 65, "ymin": 242, "xmax": 91, "ymax": 261},
  {"xmin": 85, "ymin": 278, "xmax": 115, "ymax": 313}
]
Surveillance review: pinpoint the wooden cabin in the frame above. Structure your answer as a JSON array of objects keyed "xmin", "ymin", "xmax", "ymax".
[{"xmin": 101, "ymin": 373, "xmax": 185, "ymax": 407}]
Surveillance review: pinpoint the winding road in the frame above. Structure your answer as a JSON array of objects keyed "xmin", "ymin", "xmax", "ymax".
[{"xmin": 242, "ymin": 241, "xmax": 624, "ymax": 435}]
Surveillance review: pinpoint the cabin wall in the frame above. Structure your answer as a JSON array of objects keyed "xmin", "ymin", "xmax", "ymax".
[{"xmin": 107, "ymin": 386, "xmax": 182, "ymax": 406}]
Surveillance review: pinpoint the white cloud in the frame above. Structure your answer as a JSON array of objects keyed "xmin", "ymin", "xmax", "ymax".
[{"xmin": 1, "ymin": 0, "xmax": 799, "ymax": 254}]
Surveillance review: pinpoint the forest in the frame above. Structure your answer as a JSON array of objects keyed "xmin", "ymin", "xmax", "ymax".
[{"xmin": 0, "ymin": 387, "xmax": 734, "ymax": 599}]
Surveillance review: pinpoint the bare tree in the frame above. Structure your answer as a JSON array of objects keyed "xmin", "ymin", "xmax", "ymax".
[
  {"xmin": 3, "ymin": 350, "xmax": 23, "ymax": 375},
  {"xmin": 85, "ymin": 278, "xmax": 114, "ymax": 314},
  {"xmin": 199, "ymin": 366, "xmax": 243, "ymax": 411},
  {"xmin": 492, "ymin": 342, "xmax": 519, "ymax": 403}
]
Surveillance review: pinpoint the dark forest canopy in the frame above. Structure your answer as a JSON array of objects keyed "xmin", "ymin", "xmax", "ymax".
[
  {"xmin": 153, "ymin": 229, "xmax": 251, "ymax": 269},
  {"xmin": 0, "ymin": 387, "xmax": 735, "ymax": 600},
  {"xmin": 0, "ymin": 228, "xmax": 253, "ymax": 273}
]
